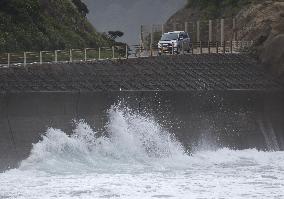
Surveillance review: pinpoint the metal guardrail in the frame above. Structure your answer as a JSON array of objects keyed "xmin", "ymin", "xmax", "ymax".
[
  {"xmin": 130, "ymin": 40, "xmax": 254, "ymax": 58},
  {"xmin": 0, "ymin": 41, "xmax": 253, "ymax": 67},
  {"xmin": 0, "ymin": 45, "xmax": 128, "ymax": 67},
  {"xmin": 140, "ymin": 17, "xmax": 258, "ymax": 50}
]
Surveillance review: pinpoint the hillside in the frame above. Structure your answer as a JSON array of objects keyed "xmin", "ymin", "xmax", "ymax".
[
  {"xmin": 166, "ymin": 0, "xmax": 284, "ymax": 82},
  {"xmin": 0, "ymin": 0, "xmax": 111, "ymax": 52}
]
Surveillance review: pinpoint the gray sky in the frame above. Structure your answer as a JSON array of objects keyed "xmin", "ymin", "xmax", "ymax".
[{"xmin": 83, "ymin": 0, "xmax": 186, "ymax": 45}]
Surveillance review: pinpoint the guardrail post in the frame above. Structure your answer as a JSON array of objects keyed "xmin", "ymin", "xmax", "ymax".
[
  {"xmin": 150, "ymin": 25, "xmax": 154, "ymax": 57},
  {"xmin": 182, "ymin": 41, "xmax": 184, "ymax": 54},
  {"xmin": 221, "ymin": 18, "xmax": 224, "ymax": 46},
  {"xmin": 84, "ymin": 48, "xmax": 87, "ymax": 61},
  {"xmin": 172, "ymin": 42, "xmax": 174, "ymax": 55},
  {"xmin": 99, "ymin": 47, "xmax": 101, "ymax": 60},
  {"xmin": 191, "ymin": 42, "xmax": 194, "ymax": 54},
  {"xmin": 7, "ymin": 53, "xmax": 10, "ymax": 67},
  {"xmin": 233, "ymin": 18, "xmax": 237, "ymax": 41},
  {"xmin": 208, "ymin": 41, "xmax": 211, "ymax": 54},
  {"xmin": 112, "ymin": 46, "xmax": 115, "ymax": 59},
  {"xmin": 230, "ymin": 41, "xmax": 233, "ymax": 53},
  {"xmin": 216, "ymin": 41, "xmax": 219, "ymax": 54},
  {"xmin": 55, "ymin": 50, "xmax": 57, "ymax": 63},
  {"xmin": 69, "ymin": 49, "xmax": 73, "ymax": 62},
  {"xmin": 24, "ymin": 52, "xmax": 27, "ymax": 66},
  {"xmin": 200, "ymin": 41, "xmax": 202, "ymax": 54},
  {"xmin": 223, "ymin": 41, "xmax": 226, "ymax": 54},
  {"xmin": 40, "ymin": 51, "xmax": 43, "ymax": 64},
  {"xmin": 162, "ymin": 24, "xmax": 165, "ymax": 35},
  {"xmin": 125, "ymin": 44, "xmax": 128, "ymax": 59},
  {"xmin": 236, "ymin": 41, "xmax": 239, "ymax": 51},
  {"xmin": 209, "ymin": 20, "xmax": 212, "ymax": 42},
  {"xmin": 173, "ymin": 23, "xmax": 177, "ymax": 31},
  {"xmin": 185, "ymin": 22, "xmax": 188, "ymax": 33},
  {"xmin": 196, "ymin": 21, "xmax": 200, "ymax": 42}
]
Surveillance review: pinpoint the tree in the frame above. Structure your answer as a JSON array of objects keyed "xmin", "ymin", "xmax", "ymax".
[
  {"xmin": 107, "ymin": 31, "xmax": 124, "ymax": 41},
  {"xmin": 72, "ymin": 0, "xmax": 89, "ymax": 16}
]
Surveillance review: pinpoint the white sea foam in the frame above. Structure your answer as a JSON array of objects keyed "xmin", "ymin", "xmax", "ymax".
[
  {"xmin": 1, "ymin": 104, "xmax": 284, "ymax": 198},
  {"xmin": 19, "ymin": 104, "xmax": 188, "ymax": 174}
]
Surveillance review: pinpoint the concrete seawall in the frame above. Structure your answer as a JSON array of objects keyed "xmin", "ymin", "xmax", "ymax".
[
  {"xmin": 0, "ymin": 54, "xmax": 283, "ymax": 171},
  {"xmin": 0, "ymin": 54, "xmax": 282, "ymax": 91},
  {"xmin": 0, "ymin": 91, "xmax": 284, "ymax": 171}
]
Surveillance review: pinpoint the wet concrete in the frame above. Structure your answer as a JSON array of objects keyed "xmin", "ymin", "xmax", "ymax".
[{"xmin": 0, "ymin": 54, "xmax": 282, "ymax": 92}]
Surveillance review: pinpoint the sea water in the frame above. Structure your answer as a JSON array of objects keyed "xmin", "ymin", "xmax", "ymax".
[{"xmin": 1, "ymin": 104, "xmax": 284, "ymax": 198}]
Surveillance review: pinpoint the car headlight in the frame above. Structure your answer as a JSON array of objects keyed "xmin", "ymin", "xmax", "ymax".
[
  {"xmin": 158, "ymin": 43, "xmax": 162, "ymax": 48},
  {"xmin": 173, "ymin": 42, "xmax": 178, "ymax": 47}
]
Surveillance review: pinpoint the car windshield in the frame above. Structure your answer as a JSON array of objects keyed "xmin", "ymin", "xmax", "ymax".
[{"xmin": 160, "ymin": 33, "xmax": 179, "ymax": 41}]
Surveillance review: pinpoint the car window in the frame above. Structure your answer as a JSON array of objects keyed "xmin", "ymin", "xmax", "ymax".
[{"xmin": 160, "ymin": 33, "xmax": 179, "ymax": 41}]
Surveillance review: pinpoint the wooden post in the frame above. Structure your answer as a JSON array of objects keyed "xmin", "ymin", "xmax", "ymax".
[
  {"xmin": 7, "ymin": 53, "xmax": 10, "ymax": 67},
  {"xmin": 69, "ymin": 49, "xmax": 73, "ymax": 62},
  {"xmin": 196, "ymin": 21, "xmax": 200, "ymax": 42},
  {"xmin": 125, "ymin": 44, "xmax": 128, "ymax": 59},
  {"xmin": 84, "ymin": 48, "xmax": 87, "ymax": 61},
  {"xmin": 209, "ymin": 20, "xmax": 212, "ymax": 42},
  {"xmin": 162, "ymin": 24, "xmax": 165, "ymax": 35},
  {"xmin": 99, "ymin": 47, "xmax": 101, "ymax": 59},
  {"xmin": 233, "ymin": 18, "xmax": 236, "ymax": 41},
  {"xmin": 150, "ymin": 25, "xmax": 154, "ymax": 56},
  {"xmin": 55, "ymin": 50, "xmax": 58, "ymax": 63},
  {"xmin": 208, "ymin": 41, "xmax": 211, "ymax": 54},
  {"xmin": 140, "ymin": 25, "xmax": 144, "ymax": 54},
  {"xmin": 185, "ymin": 22, "xmax": 188, "ymax": 33},
  {"xmin": 173, "ymin": 23, "xmax": 177, "ymax": 31},
  {"xmin": 112, "ymin": 46, "xmax": 115, "ymax": 59},
  {"xmin": 216, "ymin": 41, "xmax": 219, "ymax": 54},
  {"xmin": 220, "ymin": 18, "xmax": 224, "ymax": 46},
  {"xmin": 40, "ymin": 51, "xmax": 43, "ymax": 64},
  {"xmin": 24, "ymin": 52, "xmax": 27, "ymax": 66}
]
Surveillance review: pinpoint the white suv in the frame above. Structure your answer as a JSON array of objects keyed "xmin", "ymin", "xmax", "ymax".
[{"xmin": 158, "ymin": 31, "xmax": 191, "ymax": 55}]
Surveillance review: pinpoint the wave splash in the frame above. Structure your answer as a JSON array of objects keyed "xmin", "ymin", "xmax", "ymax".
[{"xmin": 20, "ymin": 104, "xmax": 189, "ymax": 173}]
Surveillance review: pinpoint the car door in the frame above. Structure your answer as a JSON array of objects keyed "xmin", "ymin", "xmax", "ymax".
[{"xmin": 183, "ymin": 33, "xmax": 190, "ymax": 50}]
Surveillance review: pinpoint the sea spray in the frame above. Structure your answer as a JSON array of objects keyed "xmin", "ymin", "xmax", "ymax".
[
  {"xmin": 2, "ymin": 113, "xmax": 284, "ymax": 199},
  {"xmin": 20, "ymin": 103, "xmax": 188, "ymax": 173}
]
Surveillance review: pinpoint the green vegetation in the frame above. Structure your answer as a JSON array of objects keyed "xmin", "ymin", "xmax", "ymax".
[
  {"xmin": 0, "ymin": 0, "xmax": 112, "ymax": 53},
  {"xmin": 186, "ymin": 0, "xmax": 253, "ymax": 18},
  {"xmin": 72, "ymin": 0, "xmax": 89, "ymax": 16},
  {"xmin": 107, "ymin": 31, "xmax": 124, "ymax": 41}
]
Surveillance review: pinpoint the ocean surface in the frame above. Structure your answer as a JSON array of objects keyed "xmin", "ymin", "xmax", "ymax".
[{"xmin": 1, "ymin": 105, "xmax": 284, "ymax": 199}]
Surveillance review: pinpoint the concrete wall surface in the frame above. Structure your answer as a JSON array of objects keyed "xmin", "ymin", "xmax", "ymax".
[{"xmin": 0, "ymin": 91, "xmax": 283, "ymax": 171}]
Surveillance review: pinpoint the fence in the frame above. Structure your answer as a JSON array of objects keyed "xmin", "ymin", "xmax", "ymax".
[
  {"xmin": 0, "ymin": 45, "xmax": 129, "ymax": 67},
  {"xmin": 0, "ymin": 40, "xmax": 254, "ymax": 67},
  {"xmin": 140, "ymin": 17, "xmax": 257, "ymax": 51},
  {"xmin": 129, "ymin": 40, "xmax": 254, "ymax": 57}
]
